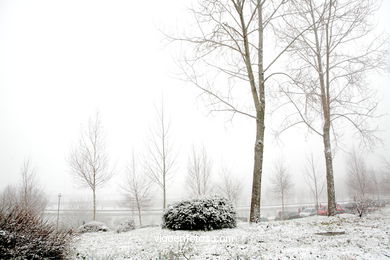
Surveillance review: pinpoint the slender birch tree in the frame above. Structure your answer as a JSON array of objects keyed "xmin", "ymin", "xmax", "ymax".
[
  {"xmin": 68, "ymin": 113, "xmax": 113, "ymax": 220},
  {"xmin": 122, "ymin": 153, "xmax": 152, "ymax": 226},
  {"xmin": 172, "ymin": 0, "xmax": 310, "ymax": 222},
  {"xmin": 186, "ymin": 145, "xmax": 213, "ymax": 197},
  {"xmin": 145, "ymin": 102, "xmax": 176, "ymax": 210},
  {"xmin": 347, "ymin": 149, "xmax": 371, "ymax": 199},
  {"xmin": 271, "ymin": 159, "xmax": 293, "ymax": 217},
  {"xmin": 275, "ymin": 0, "xmax": 387, "ymax": 215},
  {"xmin": 19, "ymin": 159, "xmax": 48, "ymax": 215},
  {"xmin": 346, "ymin": 149, "xmax": 373, "ymax": 216},
  {"xmin": 304, "ymin": 154, "xmax": 325, "ymax": 211}
]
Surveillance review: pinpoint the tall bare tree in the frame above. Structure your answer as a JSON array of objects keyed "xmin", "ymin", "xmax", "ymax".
[
  {"xmin": 271, "ymin": 159, "xmax": 293, "ymax": 217},
  {"xmin": 172, "ymin": 0, "xmax": 311, "ymax": 223},
  {"xmin": 145, "ymin": 102, "xmax": 176, "ymax": 210},
  {"xmin": 121, "ymin": 153, "xmax": 152, "ymax": 226},
  {"xmin": 68, "ymin": 113, "xmax": 113, "ymax": 220},
  {"xmin": 0, "ymin": 160, "xmax": 47, "ymax": 216},
  {"xmin": 186, "ymin": 145, "xmax": 213, "ymax": 197},
  {"xmin": 304, "ymin": 154, "xmax": 325, "ymax": 210},
  {"xmin": 19, "ymin": 160, "xmax": 48, "ymax": 215},
  {"xmin": 216, "ymin": 167, "xmax": 243, "ymax": 207},
  {"xmin": 275, "ymin": 0, "xmax": 387, "ymax": 215},
  {"xmin": 346, "ymin": 149, "xmax": 372, "ymax": 199}
]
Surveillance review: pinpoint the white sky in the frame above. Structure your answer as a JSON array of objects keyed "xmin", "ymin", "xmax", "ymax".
[{"xmin": 1, "ymin": 0, "xmax": 389, "ymax": 207}]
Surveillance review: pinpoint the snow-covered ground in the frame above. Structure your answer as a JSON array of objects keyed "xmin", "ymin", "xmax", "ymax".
[{"xmin": 70, "ymin": 206, "xmax": 390, "ymax": 259}]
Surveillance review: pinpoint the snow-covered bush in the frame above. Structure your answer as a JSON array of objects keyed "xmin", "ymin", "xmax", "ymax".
[
  {"xmin": 162, "ymin": 195, "xmax": 237, "ymax": 231},
  {"xmin": 77, "ymin": 221, "xmax": 110, "ymax": 233},
  {"xmin": 116, "ymin": 219, "xmax": 135, "ymax": 233},
  {"xmin": 0, "ymin": 206, "xmax": 71, "ymax": 259}
]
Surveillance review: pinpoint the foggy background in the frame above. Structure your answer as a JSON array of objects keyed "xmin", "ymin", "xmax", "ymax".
[{"xmin": 1, "ymin": 0, "xmax": 389, "ymax": 217}]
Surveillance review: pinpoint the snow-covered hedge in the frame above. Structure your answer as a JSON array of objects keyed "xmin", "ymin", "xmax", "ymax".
[
  {"xmin": 116, "ymin": 219, "xmax": 135, "ymax": 233},
  {"xmin": 77, "ymin": 221, "xmax": 110, "ymax": 233},
  {"xmin": 162, "ymin": 196, "xmax": 237, "ymax": 231},
  {"xmin": 0, "ymin": 206, "xmax": 71, "ymax": 259}
]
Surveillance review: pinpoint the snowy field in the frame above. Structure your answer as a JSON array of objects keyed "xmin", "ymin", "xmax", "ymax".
[{"xmin": 70, "ymin": 207, "xmax": 390, "ymax": 259}]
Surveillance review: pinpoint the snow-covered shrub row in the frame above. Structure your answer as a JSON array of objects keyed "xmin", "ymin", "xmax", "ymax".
[
  {"xmin": 77, "ymin": 221, "xmax": 110, "ymax": 233},
  {"xmin": 0, "ymin": 206, "xmax": 71, "ymax": 259},
  {"xmin": 116, "ymin": 219, "xmax": 135, "ymax": 233},
  {"xmin": 162, "ymin": 196, "xmax": 237, "ymax": 231}
]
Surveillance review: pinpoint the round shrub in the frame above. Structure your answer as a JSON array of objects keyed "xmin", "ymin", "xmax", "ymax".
[
  {"xmin": 116, "ymin": 219, "xmax": 135, "ymax": 233},
  {"xmin": 77, "ymin": 221, "xmax": 110, "ymax": 233},
  {"xmin": 162, "ymin": 196, "xmax": 237, "ymax": 231}
]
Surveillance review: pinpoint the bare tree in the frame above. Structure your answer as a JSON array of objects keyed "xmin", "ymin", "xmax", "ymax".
[
  {"xmin": 121, "ymin": 153, "xmax": 152, "ymax": 226},
  {"xmin": 382, "ymin": 159, "xmax": 390, "ymax": 195},
  {"xmin": 304, "ymin": 153, "xmax": 325, "ymax": 211},
  {"xmin": 346, "ymin": 149, "xmax": 372, "ymax": 217},
  {"xmin": 275, "ymin": 0, "xmax": 387, "ymax": 215},
  {"xmin": 216, "ymin": 167, "xmax": 243, "ymax": 207},
  {"xmin": 347, "ymin": 149, "xmax": 372, "ymax": 198},
  {"xmin": 145, "ymin": 102, "xmax": 176, "ymax": 210},
  {"xmin": 171, "ymin": 0, "xmax": 311, "ymax": 223},
  {"xmin": 347, "ymin": 150, "xmax": 370, "ymax": 196},
  {"xmin": 271, "ymin": 159, "xmax": 293, "ymax": 217},
  {"xmin": 186, "ymin": 145, "xmax": 213, "ymax": 197},
  {"xmin": 0, "ymin": 160, "xmax": 47, "ymax": 216},
  {"xmin": 68, "ymin": 113, "xmax": 113, "ymax": 220},
  {"xmin": 369, "ymin": 169, "xmax": 381, "ymax": 201},
  {"xmin": 19, "ymin": 159, "xmax": 47, "ymax": 216}
]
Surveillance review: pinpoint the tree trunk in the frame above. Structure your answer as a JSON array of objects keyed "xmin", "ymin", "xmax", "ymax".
[
  {"xmin": 137, "ymin": 206, "xmax": 142, "ymax": 226},
  {"xmin": 92, "ymin": 188, "xmax": 96, "ymax": 221},
  {"xmin": 249, "ymin": 1, "xmax": 265, "ymax": 223},
  {"xmin": 323, "ymin": 123, "xmax": 336, "ymax": 216},
  {"xmin": 314, "ymin": 176, "xmax": 319, "ymax": 212},
  {"xmin": 249, "ymin": 116, "xmax": 265, "ymax": 222},
  {"xmin": 163, "ymin": 181, "xmax": 166, "ymax": 211},
  {"xmin": 281, "ymin": 192, "xmax": 284, "ymax": 217}
]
